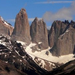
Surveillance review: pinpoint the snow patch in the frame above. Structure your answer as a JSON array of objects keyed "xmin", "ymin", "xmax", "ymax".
[
  {"xmin": 60, "ymin": 29, "xmax": 69, "ymax": 38},
  {"xmin": 4, "ymin": 21, "xmax": 9, "ymax": 25},
  {"xmin": 9, "ymin": 52, "xmax": 11, "ymax": 53},
  {"xmin": 0, "ymin": 41, "xmax": 6, "ymax": 46},
  {"xmin": 13, "ymin": 55, "xmax": 15, "ymax": 57},
  {"xmin": 38, "ymin": 42, "xmax": 42, "ymax": 44},
  {"xmin": 20, "ymin": 60, "xmax": 22, "ymax": 62},
  {"xmin": 5, "ymin": 61, "xmax": 8, "ymax": 63},
  {"xmin": 25, "ymin": 42, "xmax": 36, "ymax": 51},
  {"xmin": 66, "ymin": 29, "xmax": 69, "ymax": 32},
  {"xmin": 22, "ymin": 56, "xmax": 25, "ymax": 59},
  {"xmin": 25, "ymin": 43, "xmax": 75, "ymax": 64},
  {"xmin": 41, "ymin": 60, "xmax": 45, "ymax": 68},
  {"xmin": 17, "ymin": 41, "xmax": 26, "ymax": 45},
  {"xmin": 37, "ymin": 48, "xmax": 41, "ymax": 51}
]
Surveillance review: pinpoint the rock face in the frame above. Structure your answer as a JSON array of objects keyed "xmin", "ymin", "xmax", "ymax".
[
  {"xmin": 12, "ymin": 8, "xmax": 31, "ymax": 44},
  {"xmin": 48, "ymin": 20, "xmax": 69, "ymax": 48},
  {"xmin": 50, "ymin": 20, "xmax": 75, "ymax": 56},
  {"xmin": 30, "ymin": 17, "xmax": 48, "ymax": 49},
  {"xmin": 0, "ymin": 16, "xmax": 13, "ymax": 37}
]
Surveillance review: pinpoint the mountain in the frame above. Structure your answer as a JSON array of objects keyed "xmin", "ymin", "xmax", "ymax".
[
  {"xmin": 48, "ymin": 20, "xmax": 69, "ymax": 48},
  {"xmin": 30, "ymin": 17, "xmax": 48, "ymax": 50},
  {"xmin": 11, "ymin": 8, "xmax": 31, "ymax": 44},
  {"xmin": 50, "ymin": 20, "xmax": 75, "ymax": 56},
  {"xmin": 0, "ymin": 16, "xmax": 13, "ymax": 37},
  {"xmin": 0, "ymin": 8, "xmax": 75, "ymax": 75}
]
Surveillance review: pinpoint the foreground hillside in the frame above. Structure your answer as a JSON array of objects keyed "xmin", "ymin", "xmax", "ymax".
[
  {"xmin": 48, "ymin": 59, "xmax": 75, "ymax": 75},
  {"xmin": 0, "ymin": 35, "xmax": 47, "ymax": 75}
]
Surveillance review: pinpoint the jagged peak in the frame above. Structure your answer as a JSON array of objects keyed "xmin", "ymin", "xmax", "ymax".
[
  {"xmin": 39, "ymin": 18, "xmax": 44, "ymax": 23},
  {"xmin": 20, "ymin": 8, "xmax": 26, "ymax": 12},
  {"xmin": 19, "ymin": 8, "xmax": 26, "ymax": 14},
  {"xmin": 33, "ymin": 17, "xmax": 44, "ymax": 23},
  {"xmin": 34, "ymin": 17, "xmax": 38, "ymax": 21}
]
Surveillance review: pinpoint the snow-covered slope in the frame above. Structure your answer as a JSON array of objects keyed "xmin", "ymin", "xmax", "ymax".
[
  {"xmin": 17, "ymin": 41, "xmax": 75, "ymax": 71},
  {"xmin": 25, "ymin": 42, "xmax": 75, "ymax": 63}
]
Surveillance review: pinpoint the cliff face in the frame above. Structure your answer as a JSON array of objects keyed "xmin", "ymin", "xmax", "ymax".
[
  {"xmin": 30, "ymin": 17, "xmax": 48, "ymax": 49},
  {"xmin": 12, "ymin": 8, "xmax": 31, "ymax": 44},
  {"xmin": 50, "ymin": 20, "xmax": 75, "ymax": 56},
  {"xmin": 48, "ymin": 20, "xmax": 69, "ymax": 48}
]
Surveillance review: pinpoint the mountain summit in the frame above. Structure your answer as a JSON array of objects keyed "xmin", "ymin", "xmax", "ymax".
[
  {"xmin": 11, "ymin": 8, "xmax": 31, "ymax": 44},
  {"xmin": 30, "ymin": 17, "xmax": 48, "ymax": 49}
]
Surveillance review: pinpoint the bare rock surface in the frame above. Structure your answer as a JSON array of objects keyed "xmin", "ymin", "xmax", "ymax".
[
  {"xmin": 12, "ymin": 8, "xmax": 31, "ymax": 44},
  {"xmin": 30, "ymin": 17, "xmax": 48, "ymax": 49}
]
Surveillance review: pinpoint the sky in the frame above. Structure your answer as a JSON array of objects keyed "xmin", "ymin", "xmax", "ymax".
[{"xmin": 0, "ymin": 0, "xmax": 75, "ymax": 29}]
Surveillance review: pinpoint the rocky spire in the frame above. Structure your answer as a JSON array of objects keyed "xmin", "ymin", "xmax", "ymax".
[
  {"xmin": 49, "ymin": 20, "xmax": 75, "ymax": 56},
  {"xmin": 30, "ymin": 17, "xmax": 48, "ymax": 49},
  {"xmin": 48, "ymin": 20, "xmax": 69, "ymax": 48},
  {"xmin": 11, "ymin": 8, "xmax": 31, "ymax": 44}
]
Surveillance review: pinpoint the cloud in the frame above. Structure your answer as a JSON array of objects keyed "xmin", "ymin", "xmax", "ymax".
[
  {"xmin": 7, "ymin": 19, "xmax": 15, "ymax": 22},
  {"xmin": 28, "ymin": 18, "xmax": 42, "ymax": 22},
  {"xmin": 7, "ymin": 18, "xmax": 42, "ymax": 22},
  {"xmin": 35, "ymin": 1, "xmax": 74, "ymax": 4},
  {"xmin": 28, "ymin": 18, "xmax": 34, "ymax": 22},
  {"xmin": 43, "ymin": 1, "xmax": 75, "ymax": 22},
  {"xmin": 47, "ymin": 26, "xmax": 51, "ymax": 30}
]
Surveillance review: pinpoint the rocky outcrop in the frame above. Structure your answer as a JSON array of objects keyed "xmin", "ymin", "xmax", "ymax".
[
  {"xmin": 0, "ymin": 16, "xmax": 13, "ymax": 37},
  {"xmin": 50, "ymin": 21, "xmax": 75, "ymax": 56},
  {"xmin": 34, "ymin": 56, "xmax": 60, "ymax": 71},
  {"xmin": 30, "ymin": 17, "xmax": 48, "ymax": 49},
  {"xmin": 12, "ymin": 8, "xmax": 31, "ymax": 44},
  {"xmin": 48, "ymin": 20, "xmax": 69, "ymax": 48}
]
